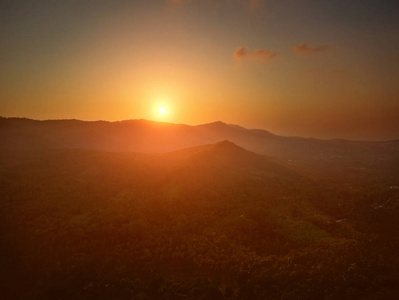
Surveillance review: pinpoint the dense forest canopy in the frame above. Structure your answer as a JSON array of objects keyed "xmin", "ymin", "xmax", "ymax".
[{"xmin": 1, "ymin": 119, "xmax": 399, "ymax": 299}]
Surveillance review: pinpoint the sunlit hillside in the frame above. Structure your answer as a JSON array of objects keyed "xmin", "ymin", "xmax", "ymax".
[
  {"xmin": 1, "ymin": 121, "xmax": 398, "ymax": 299},
  {"xmin": 2, "ymin": 0, "xmax": 398, "ymax": 298}
]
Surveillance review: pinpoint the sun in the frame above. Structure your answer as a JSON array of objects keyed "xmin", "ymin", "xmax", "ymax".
[{"xmin": 158, "ymin": 107, "xmax": 166, "ymax": 115}]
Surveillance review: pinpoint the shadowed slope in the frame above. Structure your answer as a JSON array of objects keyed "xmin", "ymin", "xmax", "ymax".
[
  {"xmin": 1, "ymin": 141, "xmax": 398, "ymax": 299},
  {"xmin": 139, "ymin": 140, "xmax": 304, "ymax": 209}
]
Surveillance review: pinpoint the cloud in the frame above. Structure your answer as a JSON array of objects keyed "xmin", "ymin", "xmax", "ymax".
[
  {"xmin": 293, "ymin": 42, "xmax": 330, "ymax": 55},
  {"xmin": 233, "ymin": 46, "xmax": 277, "ymax": 63}
]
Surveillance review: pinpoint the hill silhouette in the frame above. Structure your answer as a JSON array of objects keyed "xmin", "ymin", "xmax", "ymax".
[
  {"xmin": 2, "ymin": 117, "xmax": 398, "ymax": 161},
  {"xmin": 140, "ymin": 140, "xmax": 302, "ymax": 197}
]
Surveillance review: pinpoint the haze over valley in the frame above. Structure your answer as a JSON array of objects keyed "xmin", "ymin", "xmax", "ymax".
[
  {"xmin": 1, "ymin": 117, "xmax": 399, "ymax": 299},
  {"xmin": 1, "ymin": 0, "xmax": 398, "ymax": 298}
]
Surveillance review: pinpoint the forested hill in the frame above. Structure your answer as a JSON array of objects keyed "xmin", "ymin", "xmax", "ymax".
[
  {"xmin": 2, "ymin": 117, "xmax": 399, "ymax": 160},
  {"xmin": 1, "ymin": 140, "xmax": 399, "ymax": 299}
]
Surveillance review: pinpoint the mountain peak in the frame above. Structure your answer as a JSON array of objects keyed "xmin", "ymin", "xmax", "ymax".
[
  {"xmin": 211, "ymin": 140, "xmax": 251, "ymax": 156},
  {"xmin": 210, "ymin": 121, "xmax": 226, "ymax": 126},
  {"xmin": 214, "ymin": 140, "xmax": 240, "ymax": 148},
  {"xmin": 197, "ymin": 121, "xmax": 228, "ymax": 128}
]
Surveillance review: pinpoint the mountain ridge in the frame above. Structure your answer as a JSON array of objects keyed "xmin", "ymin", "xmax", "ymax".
[
  {"xmin": 3, "ymin": 116, "xmax": 395, "ymax": 142},
  {"xmin": 1, "ymin": 117, "xmax": 398, "ymax": 160}
]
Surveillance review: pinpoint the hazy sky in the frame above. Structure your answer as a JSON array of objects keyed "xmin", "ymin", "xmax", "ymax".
[{"xmin": 1, "ymin": 0, "xmax": 398, "ymax": 140}]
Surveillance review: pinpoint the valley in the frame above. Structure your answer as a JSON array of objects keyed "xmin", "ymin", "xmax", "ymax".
[{"xmin": 1, "ymin": 118, "xmax": 398, "ymax": 299}]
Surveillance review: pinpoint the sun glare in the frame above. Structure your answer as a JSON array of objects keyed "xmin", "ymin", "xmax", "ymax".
[{"xmin": 158, "ymin": 107, "xmax": 166, "ymax": 115}]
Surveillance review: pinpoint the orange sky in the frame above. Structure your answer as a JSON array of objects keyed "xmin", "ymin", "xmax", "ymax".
[{"xmin": 1, "ymin": 0, "xmax": 398, "ymax": 140}]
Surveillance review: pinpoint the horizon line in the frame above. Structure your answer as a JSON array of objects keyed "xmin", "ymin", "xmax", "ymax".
[{"xmin": 2, "ymin": 116, "xmax": 398, "ymax": 143}]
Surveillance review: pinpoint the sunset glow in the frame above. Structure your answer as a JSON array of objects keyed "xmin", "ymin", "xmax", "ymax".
[
  {"xmin": 0, "ymin": 0, "xmax": 398, "ymax": 140},
  {"xmin": 1, "ymin": 1, "xmax": 399, "ymax": 297}
]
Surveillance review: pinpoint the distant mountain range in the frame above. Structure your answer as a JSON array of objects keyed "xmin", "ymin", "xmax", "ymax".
[
  {"xmin": 1, "ymin": 117, "xmax": 398, "ymax": 160},
  {"xmin": 1, "ymin": 117, "xmax": 399, "ymax": 299}
]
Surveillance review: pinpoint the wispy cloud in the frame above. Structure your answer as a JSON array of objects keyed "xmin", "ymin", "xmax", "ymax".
[
  {"xmin": 234, "ymin": 46, "xmax": 277, "ymax": 63},
  {"xmin": 293, "ymin": 43, "xmax": 330, "ymax": 55}
]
